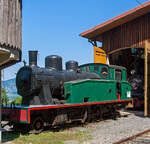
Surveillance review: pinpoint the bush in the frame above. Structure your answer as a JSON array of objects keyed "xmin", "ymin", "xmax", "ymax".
[
  {"xmin": 10, "ymin": 96, "xmax": 22, "ymax": 105},
  {"xmin": 1, "ymin": 88, "xmax": 9, "ymax": 105}
]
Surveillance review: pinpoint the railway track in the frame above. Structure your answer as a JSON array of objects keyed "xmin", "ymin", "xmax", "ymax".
[{"xmin": 114, "ymin": 129, "xmax": 150, "ymax": 144}]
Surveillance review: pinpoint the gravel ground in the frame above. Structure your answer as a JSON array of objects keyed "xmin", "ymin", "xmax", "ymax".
[{"xmin": 64, "ymin": 110, "xmax": 150, "ymax": 144}]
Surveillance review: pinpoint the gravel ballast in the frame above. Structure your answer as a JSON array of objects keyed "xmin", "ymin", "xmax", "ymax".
[{"xmin": 65, "ymin": 110, "xmax": 150, "ymax": 144}]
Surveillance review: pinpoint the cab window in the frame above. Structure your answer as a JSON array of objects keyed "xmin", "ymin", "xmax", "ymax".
[
  {"xmin": 84, "ymin": 66, "xmax": 90, "ymax": 72},
  {"xmin": 115, "ymin": 69, "xmax": 122, "ymax": 81},
  {"xmin": 101, "ymin": 66, "xmax": 109, "ymax": 78},
  {"xmin": 94, "ymin": 65, "xmax": 99, "ymax": 71}
]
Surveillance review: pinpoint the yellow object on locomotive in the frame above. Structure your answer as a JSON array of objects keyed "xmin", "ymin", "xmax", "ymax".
[{"xmin": 94, "ymin": 46, "xmax": 109, "ymax": 64}]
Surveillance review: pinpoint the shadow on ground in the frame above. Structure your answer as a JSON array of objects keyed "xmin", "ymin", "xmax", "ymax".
[
  {"xmin": 124, "ymin": 108, "xmax": 146, "ymax": 117},
  {"xmin": 2, "ymin": 131, "xmax": 22, "ymax": 143}
]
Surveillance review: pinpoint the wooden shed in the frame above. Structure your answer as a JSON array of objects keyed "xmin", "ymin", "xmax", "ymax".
[
  {"xmin": 0, "ymin": 0, "xmax": 22, "ymax": 103},
  {"xmin": 0, "ymin": 0, "xmax": 22, "ymax": 69},
  {"xmin": 0, "ymin": 1, "xmax": 22, "ymax": 137},
  {"xmin": 80, "ymin": 1, "xmax": 150, "ymax": 116}
]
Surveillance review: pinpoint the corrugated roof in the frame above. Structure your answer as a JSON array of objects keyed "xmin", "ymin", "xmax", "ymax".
[{"xmin": 80, "ymin": 1, "xmax": 150, "ymax": 41}]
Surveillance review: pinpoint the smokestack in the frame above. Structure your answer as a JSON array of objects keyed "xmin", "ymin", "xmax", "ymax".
[{"xmin": 29, "ymin": 51, "xmax": 38, "ymax": 66}]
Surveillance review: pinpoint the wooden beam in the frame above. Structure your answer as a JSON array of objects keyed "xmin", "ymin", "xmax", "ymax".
[
  {"xmin": 144, "ymin": 40, "xmax": 150, "ymax": 116},
  {"xmin": 108, "ymin": 46, "xmax": 144, "ymax": 55}
]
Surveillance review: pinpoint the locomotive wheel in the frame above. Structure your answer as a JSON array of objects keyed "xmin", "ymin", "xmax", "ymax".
[{"xmin": 32, "ymin": 117, "xmax": 44, "ymax": 133}]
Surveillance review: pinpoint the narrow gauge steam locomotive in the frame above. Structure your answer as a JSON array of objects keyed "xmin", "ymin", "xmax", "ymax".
[{"xmin": 2, "ymin": 51, "xmax": 133, "ymax": 132}]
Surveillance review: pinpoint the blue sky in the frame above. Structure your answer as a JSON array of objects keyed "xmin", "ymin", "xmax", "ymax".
[{"xmin": 3, "ymin": 0, "xmax": 148, "ymax": 80}]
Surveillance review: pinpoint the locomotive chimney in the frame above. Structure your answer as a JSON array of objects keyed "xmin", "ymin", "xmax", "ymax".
[{"xmin": 29, "ymin": 51, "xmax": 38, "ymax": 66}]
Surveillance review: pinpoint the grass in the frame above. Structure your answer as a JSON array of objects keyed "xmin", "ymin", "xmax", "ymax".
[
  {"xmin": 2, "ymin": 129, "xmax": 92, "ymax": 144},
  {"xmin": 120, "ymin": 130, "xmax": 125, "ymax": 134}
]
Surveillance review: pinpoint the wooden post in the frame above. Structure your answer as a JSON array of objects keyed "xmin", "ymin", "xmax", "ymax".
[
  {"xmin": 0, "ymin": 70, "xmax": 1, "ymax": 143},
  {"xmin": 144, "ymin": 40, "xmax": 150, "ymax": 116},
  {"xmin": 144, "ymin": 41, "xmax": 148, "ymax": 116}
]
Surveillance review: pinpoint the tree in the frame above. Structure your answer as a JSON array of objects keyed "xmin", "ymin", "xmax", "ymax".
[
  {"xmin": 1, "ymin": 88, "xmax": 9, "ymax": 105},
  {"xmin": 11, "ymin": 96, "xmax": 22, "ymax": 105}
]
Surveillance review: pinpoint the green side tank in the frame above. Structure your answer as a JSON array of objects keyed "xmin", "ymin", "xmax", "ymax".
[{"xmin": 64, "ymin": 63, "xmax": 132, "ymax": 104}]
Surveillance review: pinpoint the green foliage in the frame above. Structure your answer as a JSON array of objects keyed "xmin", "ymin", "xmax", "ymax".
[
  {"xmin": 10, "ymin": 96, "xmax": 22, "ymax": 105},
  {"xmin": 1, "ymin": 88, "xmax": 9, "ymax": 105}
]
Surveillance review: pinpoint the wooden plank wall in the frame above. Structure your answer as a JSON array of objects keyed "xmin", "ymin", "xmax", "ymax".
[
  {"xmin": 101, "ymin": 13, "xmax": 150, "ymax": 53},
  {"xmin": 0, "ymin": 0, "xmax": 22, "ymax": 50}
]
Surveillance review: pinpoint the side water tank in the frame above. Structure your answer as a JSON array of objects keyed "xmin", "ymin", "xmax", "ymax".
[
  {"xmin": 45, "ymin": 55, "xmax": 62, "ymax": 71},
  {"xmin": 66, "ymin": 60, "xmax": 78, "ymax": 71}
]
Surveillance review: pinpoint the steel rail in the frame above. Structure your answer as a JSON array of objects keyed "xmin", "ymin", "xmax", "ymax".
[{"xmin": 114, "ymin": 129, "xmax": 150, "ymax": 144}]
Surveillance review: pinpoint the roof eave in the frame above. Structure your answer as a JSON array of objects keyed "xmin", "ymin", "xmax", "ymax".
[{"xmin": 80, "ymin": 1, "xmax": 150, "ymax": 41}]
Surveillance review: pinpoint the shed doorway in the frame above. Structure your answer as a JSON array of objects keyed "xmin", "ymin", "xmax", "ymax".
[{"xmin": 109, "ymin": 48, "xmax": 145, "ymax": 111}]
